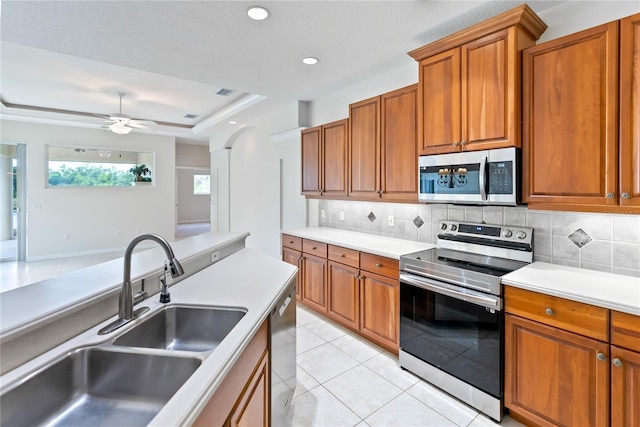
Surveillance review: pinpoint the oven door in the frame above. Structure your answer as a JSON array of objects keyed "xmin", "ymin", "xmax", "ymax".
[{"xmin": 399, "ymin": 272, "xmax": 503, "ymax": 398}]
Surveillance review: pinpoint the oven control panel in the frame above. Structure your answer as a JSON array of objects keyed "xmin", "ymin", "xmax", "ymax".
[{"xmin": 438, "ymin": 220, "xmax": 533, "ymax": 246}]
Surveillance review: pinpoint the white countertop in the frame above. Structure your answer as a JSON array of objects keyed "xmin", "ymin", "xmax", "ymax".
[
  {"xmin": 0, "ymin": 232, "xmax": 248, "ymax": 337},
  {"xmin": 502, "ymin": 262, "xmax": 640, "ymax": 316},
  {"xmin": 282, "ymin": 227, "xmax": 434, "ymax": 258},
  {"xmin": 0, "ymin": 246, "xmax": 297, "ymax": 426}
]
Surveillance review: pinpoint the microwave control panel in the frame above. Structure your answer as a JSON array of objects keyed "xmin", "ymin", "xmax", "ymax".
[{"xmin": 488, "ymin": 161, "xmax": 513, "ymax": 194}]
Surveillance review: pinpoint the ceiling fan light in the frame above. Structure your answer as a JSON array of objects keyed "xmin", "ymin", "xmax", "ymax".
[{"xmin": 109, "ymin": 123, "xmax": 132, "ymax": 135}]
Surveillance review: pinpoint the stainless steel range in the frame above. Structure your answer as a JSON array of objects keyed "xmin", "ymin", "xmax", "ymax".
[{"xmin": 399, "ymin": 220, "xmax": 533, "ymax": 422}]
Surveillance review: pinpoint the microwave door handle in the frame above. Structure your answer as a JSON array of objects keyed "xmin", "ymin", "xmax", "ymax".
[{"xmin": 479, "ymin": 155, "xmax": 488, "ymax": 201}]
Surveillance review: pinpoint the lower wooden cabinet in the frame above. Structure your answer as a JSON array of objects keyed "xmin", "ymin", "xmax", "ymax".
[
  {"xmin": 282, "ymin": 237, "xmax": 400, "ymax": 354},
  {"xmin": 327, "ymin": 261, "xmax": 360, "ymax": 330},
  {"xmin": 611, "ymin": 345, "xmax": 640, "ymax": 427},
  {"xmin": 301, "ymin": 254, "xmax": 327, "ymax": 313},
  {"xmin": 281, "ymin": 247, "xmax": 302, "ymax": 300},
  {"xmin": 505, "ymin": 314, "xmax": 609, "ymax": 427},
  {"xmin": 194, "ymin": 321, "xmax": 269, "ymax": 427},
  {"xmin": 505, "ymin": 287, "xmax": 640, "ymax": 427},
  {"xmin": 360, "ymin": 271, "xmax": 399, "ymax": 352},
  {"xmin": 228, "ymin": 351, "xmax": 270, "ymax": 427}
]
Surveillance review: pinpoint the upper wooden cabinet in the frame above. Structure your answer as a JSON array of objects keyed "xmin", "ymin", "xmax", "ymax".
[
  {"xmin": 348, "ymin": 84, "xmax": 418, "ymax": 201},
  {"xmin": 409, "ymin": 5, "xmax": 547, "ymax": 155},
  {"xmin": 523, "ymin": 13, "xmax": 640, "ymax": 213},
  {"xmin": 619, "ymin": 13, "xmax": 640, "ymax": 211},
  {"xmin": 301, "ymin": 119, "xmax": 348, "ymax": 197}
]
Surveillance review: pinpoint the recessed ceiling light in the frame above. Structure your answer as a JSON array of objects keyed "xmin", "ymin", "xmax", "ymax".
[
  {"xmin": 302, "ymin": 57, "xmax": 319, "ymax": 65},
  {"xmin": 247, "ymin": 6, "xmax": 269, "ymax": 21},
  {"xmin": 229, "ymin": 120, "xmax": 238, "ymax": 125}
]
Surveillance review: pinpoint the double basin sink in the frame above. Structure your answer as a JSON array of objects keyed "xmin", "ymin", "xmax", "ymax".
[{"xmin": 1, "ymin": 305, "xmax": 246, "ymax": 426}]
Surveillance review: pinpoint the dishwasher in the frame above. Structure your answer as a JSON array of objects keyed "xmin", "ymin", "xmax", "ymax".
[{"xmin": 270, "ymin": 279, "xmax": 296, "ymax": 425}]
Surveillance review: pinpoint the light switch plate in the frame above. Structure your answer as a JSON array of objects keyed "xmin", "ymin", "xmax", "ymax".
[
  {"xmin": 388, "ymin": 216, "xmax": 394, "ymax": 226},
  {"xmin": 321, "ymin": 209, "xmax": 326, "ymax": 218},
  {"xmin": 339, "ymin": 211, "xmax": 345, "ymax": 221}
]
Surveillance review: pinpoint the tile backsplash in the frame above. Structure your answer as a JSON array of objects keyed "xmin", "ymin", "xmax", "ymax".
[{"xmin": 317, "ymin": 200, "xmax": 640, "ymax": 278}]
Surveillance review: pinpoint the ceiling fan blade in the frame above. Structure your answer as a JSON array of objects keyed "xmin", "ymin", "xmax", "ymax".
[{"xmin": 127, "ymin": 122, "xmax": 149, "ymax": 129}]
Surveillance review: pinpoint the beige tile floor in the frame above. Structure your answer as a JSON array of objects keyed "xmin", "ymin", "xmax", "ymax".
[{"xmin": 289, "ymin": 305, "xmax": 524, "ymax": 427}]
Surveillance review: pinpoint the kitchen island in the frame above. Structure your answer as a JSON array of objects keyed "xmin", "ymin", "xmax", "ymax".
[{"xmin": 0, "ymin": 232, "xmax": 297, "ymax": 426}]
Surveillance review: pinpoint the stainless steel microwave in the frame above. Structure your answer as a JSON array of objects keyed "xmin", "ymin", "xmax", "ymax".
[{"xmin": 418, "ymin": 147, "xmax": 519, "ymax": 205}]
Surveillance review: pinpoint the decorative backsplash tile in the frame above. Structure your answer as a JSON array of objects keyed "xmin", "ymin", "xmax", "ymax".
[
  {"xmin": 568, "ymin": 228, "xmax": 592, "ymax": 248},
  {"xmin": 317, "ymin": 199, "xmax": 640, "ymax": 278}
]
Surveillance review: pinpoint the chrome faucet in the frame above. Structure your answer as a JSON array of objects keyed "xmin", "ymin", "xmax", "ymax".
[{"xmin": 99, "ymin": 233, "xmax": 184, "ymax": 335}]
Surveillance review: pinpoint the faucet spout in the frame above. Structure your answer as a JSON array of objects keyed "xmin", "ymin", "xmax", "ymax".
[{"xmin": 99, "ymin": 233, "xmax": 184, "ymax": 335}]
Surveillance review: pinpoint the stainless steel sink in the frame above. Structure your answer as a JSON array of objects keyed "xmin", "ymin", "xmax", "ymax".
[
  {"xmin": 0, "ymin": 347, "xmax": 201, "ymax": 427},
  {"xmin": 112, "ymin": 305, "xmax": 247, "ymax": 352}
]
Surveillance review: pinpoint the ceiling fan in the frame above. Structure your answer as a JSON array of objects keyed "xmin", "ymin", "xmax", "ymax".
[{"xmin": 98, "ymin": 92, "xmax": 156, "ymax": 135}]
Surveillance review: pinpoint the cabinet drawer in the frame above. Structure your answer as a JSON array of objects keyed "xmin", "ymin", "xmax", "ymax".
[
  {"xmin": 303, "ymin": 239, "xmax": 327, "ymax": 258},
  {"xmin": 282, "ymin": 234, "xmax": 302, "ymax": 251},
  {"xmin": 328, "ymin": 245, "xmax": 360, "ymax": 268},
  {"xmin": 504, "ymin": 286, "xmax": 609, "ymax": 341},
  {"xmin": 611, "ymin": 311, "xmax": 640, "ymax": 353},
  {"xmin": 360, "ymin": 253, "xmax": 398, "ymax": 279}
]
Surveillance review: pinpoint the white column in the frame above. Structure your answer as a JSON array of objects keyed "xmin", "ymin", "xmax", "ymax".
[{"xmin": 0, "ymin": 155, "xmax": 12, "ymax": 240}]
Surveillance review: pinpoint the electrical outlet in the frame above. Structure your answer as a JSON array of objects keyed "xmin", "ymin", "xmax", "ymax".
[
  {"xmin": 321, "ymin": 209, "xmax": 326, "ymax": 218},
  {"xmin": 210, "ymin": 250, "xmax": 220, "ymax": 263},
  {"xmin": 388, "ymin": 216, "xmax": 394, "ymax": 226},
  {"xmin": 339, "ymin": 211, "xmax": 345, "ymax": 221},
  {"xmin": 63, "ymin": 233, "xmax": 71, "ymax": 240}
]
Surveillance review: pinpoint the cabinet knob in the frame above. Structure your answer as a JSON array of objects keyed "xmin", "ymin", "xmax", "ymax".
[
  {"xmin": 452, "ymin": 141, "xmax": 459, "ymax": 147},
  {"xmin": 606, "ymin": 192, "xmax": 614, "ymax": 199},
  {"xmin": 597, "ymin": 352, "xmax": 606, "ymax": 361},
  {"xmin": 340, "ymin": 254, "xmax": 346, "ymax": 258},
  {"xmin": 613, "ymin": 358, "xmax": 623, "ymax": 367},
  {"xmin": 545, "ymin": 308, "xmax": 554, "ymax": 316},
  {"xmin": 312, "ymin": 246, "xmax": 317, "ymax": 250},
  {"xmin": 460, "ymin": 140, "xmax": 467, "ymax": 146},
  {"xmin": 621, "ymin": 192, "xmax": 630, "ymax": 199},
  {"xmin": 289, "ymin": 241, "xmax": 294, "ymax": 244},
  {"xmin": 375, "ymin": 263, "xmax": 382, "ymax": 268}
]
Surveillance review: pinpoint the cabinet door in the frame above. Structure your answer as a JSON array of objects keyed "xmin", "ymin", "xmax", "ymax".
[
  {"xmin": 360, "ymin": 271, "xmax": 399, "ymax": 353},
  {"xmin": 380, "ymin": 84, "xmax": 418, "ymax": 201},
  {"xmin": 322, "ymin": 119, "xmax": 348, "ymax": 197},
  {"xmin": 522, "ymin": 22, "xmax": 619, "ymax": 208},
  {"xmin": 349, "ymin": 96, "xmax": 381, "ymax": 198},
  {"xmin": 282, "ymin": 247, "xmax": 302, "ymax": 300},
  {"xmin": 619, "ymin": 13, "xmax": 640, "ymax": 211},
  {"xmin": 611, "ymin": 345, "xmax": 640, "ymax": 427},
  {"xmin": 418, "ymin": 47, "xmax": 461, "ymax": 155},
  {"xmin": 302, "ymin": 254, "xmax": 327, "ymax": 313},
  {"xmin": 327, "ymin": 261, "xmax": 360, "ymax": 330},
  {"xmin": 462, "ymin": 28, "xmax": 515, "ymax": 151},
  {"xmin": 301, "ymin": 126, "xmax": 321, "ymax": 196},
  {"xmin": 228, "ymin": 350, "xmax": 269, "ymax": 427},
  {"xmin": 505, "ymin": 314, "xmax": 609, "ymax": 427}
]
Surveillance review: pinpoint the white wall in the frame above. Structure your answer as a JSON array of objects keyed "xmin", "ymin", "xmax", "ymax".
[
  {"xmin": 176, "ymin": 144, "xmax": 210, "ymax": 223},
  {"xmin": 228, "ymin": 128, "xmax": 281, "ymax": 258},
  {"xmin": 176, "ymin": 168, "xmax": 210, "ymax": 223},
  {"xmin": 0, "ymin": 120, "xmax": 176, "ymax": 259}
]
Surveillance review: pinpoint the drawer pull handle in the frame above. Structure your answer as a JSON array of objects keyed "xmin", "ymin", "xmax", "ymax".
[
  {"xmin": 545, "ymin": 308, "xmax": 554, "ymax": 316},
  {"xmin": 375, "ymin": 263, "xmax": 382, "ymax": 268},
  {"xmin": 312, "ymin": 246, "xmax": 317, "ymax": 250},
  {"xmin": 340, "ymin": 254, "xmax": 346, "ymax": 258},
  {"xmin": 613, "ymin": 358, "xmax": 623, "ymax": 367},
  {"xmin": 597, "ymin": 352, "xmax": 606, "ymax": 361},
  {"xmin": 289, "ymin": 241, "xmax": 294, "ymax": 244}
]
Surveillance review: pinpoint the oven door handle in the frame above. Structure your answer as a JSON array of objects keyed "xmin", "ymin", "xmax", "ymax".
[{"xmin": 400, "ymin": 273, "xmax": 502, "ymax": 311}]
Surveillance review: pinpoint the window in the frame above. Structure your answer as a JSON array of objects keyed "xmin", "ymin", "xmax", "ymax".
[
  {"xmin": 46, "ymin": 146, "xmax": 154, "ymax": 187},
  {"xmin": 194, "ymin": 174, "xmax": 210, "ymax": 195}
]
